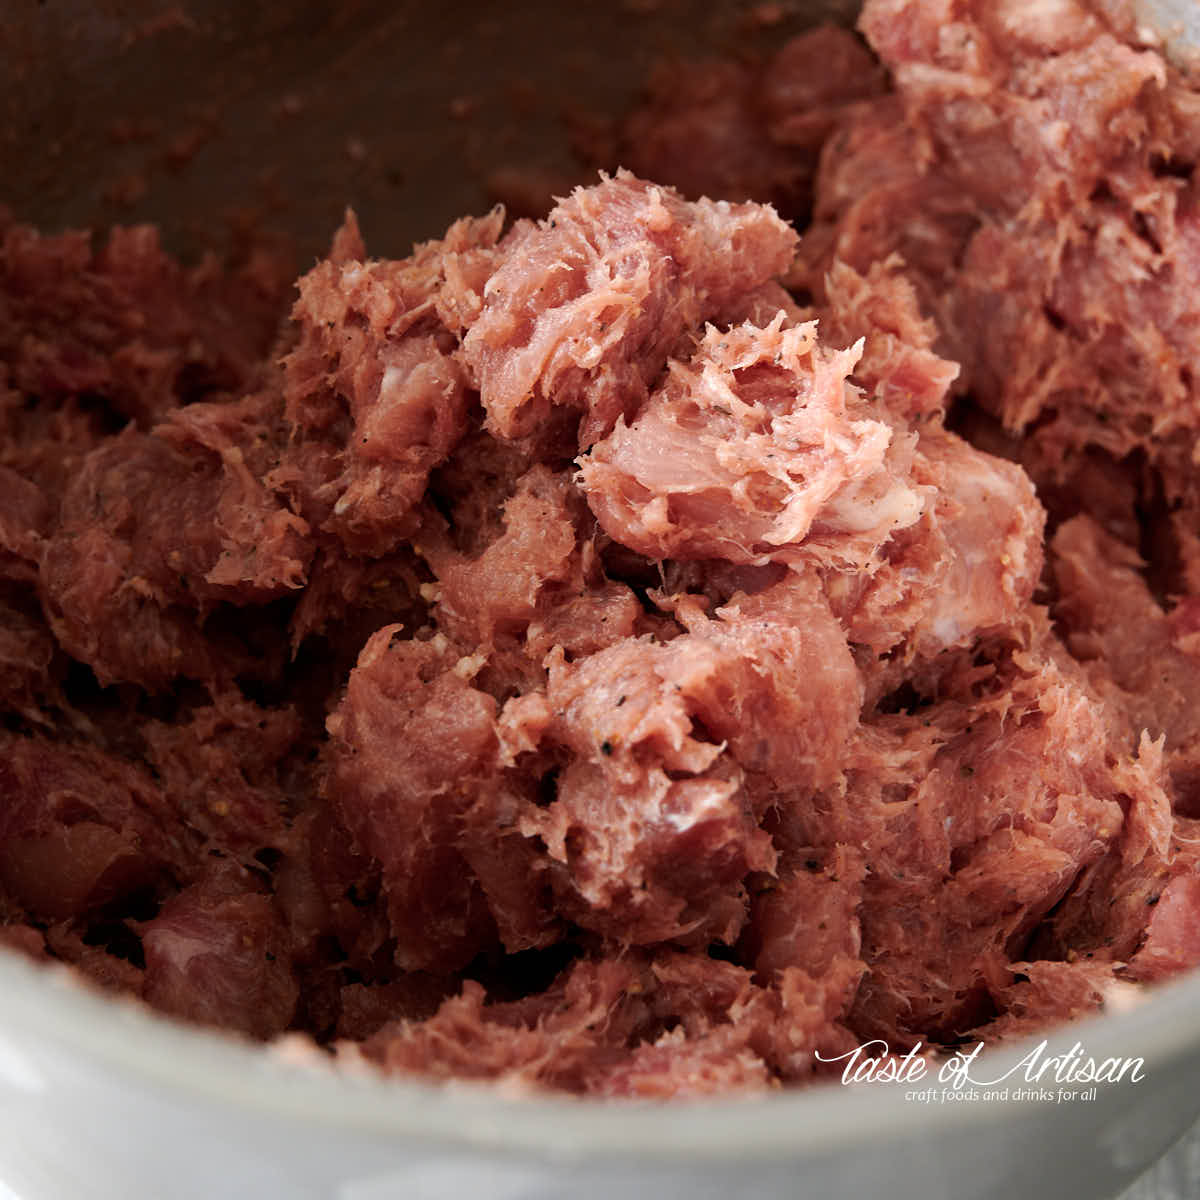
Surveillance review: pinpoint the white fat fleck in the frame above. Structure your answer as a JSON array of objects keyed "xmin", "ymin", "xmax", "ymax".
[
  {"xmin": 418, "ymin": 582, "xmax": 441, "ymax": 603},
  {"xmin": 1133, "ymin": 23, "xmax": 1162, "ymax": 48},
  {"xmin": 830, "ymin": 480, "xmax": 925, "ymax": 535},
  {"xmin": 662, "ymin": 779, "xmax": 733, "ymax": 832},
  {"xmin": 931, "ymin": 615, "xmax": 962, "ymax": 646},
  {"xmin": 379, "ymin": 363, "xmax": 406, "ymax": 401},
  {"xmin": 452, "ymin": 653, "xmax": 487, "ymax": 681},
  {"xmin": 269, "ymin": 1033, "xmax": 335, "ymax": 1070},
  {"xmin": 1102, "ymin": 979, "xmax": 1149, "ymax": 1014},
  {"xmin": 429, "ymin": 632, "xmax": 450, "ymax": 655}
]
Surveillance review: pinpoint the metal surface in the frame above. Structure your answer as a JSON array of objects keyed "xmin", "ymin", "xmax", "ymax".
[
  {"xmin": 1133, "ymin": 0, "xmax": 1200, "ymax": 67},
  {"xmin": 2, "ymin": 0, "xmax": 858, "ymax": 261}
]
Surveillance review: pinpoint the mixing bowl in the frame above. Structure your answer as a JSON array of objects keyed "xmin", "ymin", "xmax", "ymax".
[
  {"xmin": 3, "ymin": 2, "xmax": 1200, "ymax": 1197},
  {"xmin": 0, "ymin": 944, "xmax": 1198, "ymax": 1199}
]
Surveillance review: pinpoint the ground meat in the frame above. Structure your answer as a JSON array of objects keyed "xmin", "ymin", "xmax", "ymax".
[
  {"xmin": 0, "ymin": 731, "xmax": 192, "ymax": 922},
  {"xmin": 840, "ymin": 655, "xmax": 1134, "ymax": 1042},
  {"xmin": 801, "ymin": 0, "xmax": 1200, "ymax": 516},
  {"xmin": 461, "ymin": 171, "xmax": 798, "ymax": 447},
  {"xmin": 588, "ymin": 25, "xmax": 887, "ymax": 225},
  {"xmin": 5, "ymin": 3, "xmax": 1200, "ymax": 1097},
  {"xmin": 325, "ymin": 626, "xmax": 561, "ymax": 972},
  {"xmin": 1050, "ymin": 514, "xmax": 1200, "ymax": 812},
  {"xmin": 141, "ymin": 866, "xmax": 299, "ymax": 1040},
  {"xmin": 39, "ymin": 393, "xmax": 310, "ymax": 690},
  {"xmin": 139, "ymin": 690, "xmax": 305, "ymax": 864},
  {"xmin": 0, "ymin": 216, "xmax": 290, "ymax": 428},
  {"xmin": 271, "ymin": 210, "xmax": 501, "ymax": 556},
  {"xmin": 579, "ymin": 317, "xmax": 928, "ymax": 569}
]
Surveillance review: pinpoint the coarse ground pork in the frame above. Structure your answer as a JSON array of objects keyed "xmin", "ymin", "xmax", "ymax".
[{"xmin": 4, "ymin": 0, "xmax": 1200, "ymax": 1099}]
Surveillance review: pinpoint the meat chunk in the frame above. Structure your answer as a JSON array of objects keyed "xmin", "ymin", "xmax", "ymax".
[
  {"xmin": 0, "ymin": 732, "xmax": 191, "ymax": 922},
  {"xmin": 806, "ymin": 0, "xmax": 1200, "ymax": 510},
  {"xmin": 0, "ymin": 219, "xmax": 289, "ymax": 426},
  {"xmin": 433, "ymin": 465, "xmax": 583, "ymax": 646},
  {"xmin": 1050, "ymin": 514, "xmax": 1200, "ymax": 811},
  {"xmin": 359, "ymin": 958, "xmax": 643, "ymax": 1092},
  {"xmin": 325, "ymin": 627, "xmax": 558, "ymax": 971},
  {"xmin": 823, "ymin": 657, "xmax": 1141, "ymax": 1043},
  {"xmin": 580, "ymin": 317, "xmax": 928, "ymax": 569},
  {"xmin": 462, "ymin": 172, "xmax": 798, "ymax": 446},
  {"xmin": 140, "ymin": 691, "xmax": 305, "ymax": 864},
  {"xmin": 596, "ymin": 26, "xmax": 886, "ymax": 223},
  {"xmin": 421, "ymin": 460, "xmax": 650, "ymax": 699},
  {"xmin": 274, "ymin": 209, "xmax": 503, "ymax": 555},
  {"xmin": 816, "ymin": 258, "xmax": 960, "ymax": 424},
  {"xmin": 274, "ymin": 211, "xmax": 504, "ymax": 556},
  {"xmin": 667, "ymin": 575, "xmax": 862, "ymax": 792},
  {"xmin": 826, "ymin": 428, "xmax": 1045, "ymax": 659},
  {"xmin": 39, "ymin": 395, "xmax": 310, "ymax": 689},
  {"xmin": 0, "ymin": 585, "xmax": 57, "ymax": 720},
  {"xmin": 142, "ymin": 869, "xmax": 299, "ymax": 1040},
  {"xmin": 741, "ymin": 843, "xmax": 867, "ymax": 1025},
  {"xmin": 518, "ymin": 599, "xmax": 859, "ymax": 945}
]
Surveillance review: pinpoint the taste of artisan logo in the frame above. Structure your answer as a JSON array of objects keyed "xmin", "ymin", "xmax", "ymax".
[{"xmin": 815, "ymin": 1039, "xmax": 1146, "ymax": 1105}]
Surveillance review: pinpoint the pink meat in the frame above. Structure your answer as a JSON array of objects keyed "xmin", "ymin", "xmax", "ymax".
[
  {"xmin": 743, "ymin": 845, "xmax": 866, "ymax": 985},
  {"xmin": 667, "ymin": 575, "xmax": 862, "ymax": 791},
  {"xmin": 0, "ymin": 456, "xmax": 58, "ymax": 719},
  {"xmin": 363, "ymin": 945, "xmax": 869, "ymax": 1096},
  {"xmin": 5, "ymin": 56, "xmax": 1200, "ymax": 1098},
  {"xmin": 274, "ymin": 210, "xmax": 504, "ymax": 555},
  {"xmin": 1028, "ymin": 733, "xmax": 1182, "ymax": 973},
  {"xmin": 1050, "ymin": 514, "xmax": 1200, "ymax": 813},
  {"xmin": 325, "ymin": 627, "xmax": 558, "ymax": 971},
  {"xmin": 843, "ymin": 658, "xmax": 1140, "ymax": 1042},
  {"xmin": 826, "ymin": 428, "xmax": 1045, "ymax": 659},
  {"xmin": 361, "ymin": 958, "xmax": 644, "ymax": 1091},
  {"xmin": 970, "ymin": 959, "xmax": 1126, "ymax": 1043},
  {"xmin": 0, "ymin": 464, "xmax": 48, "ymax": 583},
  {"xmin": 579, "ymin": 317, "xmax": 928, "ymax": 569},
  {"xmin": 39, "ymin": 395, "xmax": 310, "ymax": 689},
  {"xmin": 142, "ymin": 869, "xmax": 299, "ymax": 1040},
  {"xmin": 43, "ymin": 924, "xmax": 145, "ymax": 996},
  {"xmin": 433, "ymin": 466, "xmax": 583, "ymax": 645},
  {"xmin": 807, "ymin": 0, "xmax": 1200, "ymax": 508},
  {"xmin": 288, "ymin": 542, "xmax": 429, "ymax": 664},
  {"xmin": 421, "ymin": 460, "xmax": 651, "ymax": 700},
  {"xmin": 0, "ymin": 371, "xmax": 112, "ymax": 502},
  {"xmin": 816, "ymin": 258, "xmax": 960, "ymax": 424},
  {"xmin": 0, "ymin": 733, "xmax": 191, "ymax": 922},
  {"xmin": 140, "ymin": 692, "xmax": 305, "ymax": 864},
  {"xmin": 0, "ymin": 588, "xmax": 57, "ymax": 720},
  {"xmin": 273, "ymin": 804, "xmax": 391, "ymax": 977},
  {"xmin": 0, "ymin": 219, "xmax": 290, "ymax": 426},
  {"xmin": 597, "ymin": 26, "xmax": 885, "ymax": 222},
  {"xmin": 461, "ymin": 171, "xmax": 798, "ymax": 445},
  {"xmin": 1129, "ymin": 875, "xmax": 1200, "ymax": 981},
  {"xmin": 518, "ymin": 594, "xmax": 858, "ymax": 943},
  {"xmin": 336, "ymin": 975, "xmax": 457, "ymax": 1041}
]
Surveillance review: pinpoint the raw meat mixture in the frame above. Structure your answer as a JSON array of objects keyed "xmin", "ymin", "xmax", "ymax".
[{"xmin": 4, "ymin": 0, "xmax": 1200, "ymax": 1097}]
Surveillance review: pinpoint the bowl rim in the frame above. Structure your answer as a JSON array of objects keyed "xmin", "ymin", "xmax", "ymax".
[{"xmin": 1, "ymin": 950, "xmax": 1197, "ymax": 1163}]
